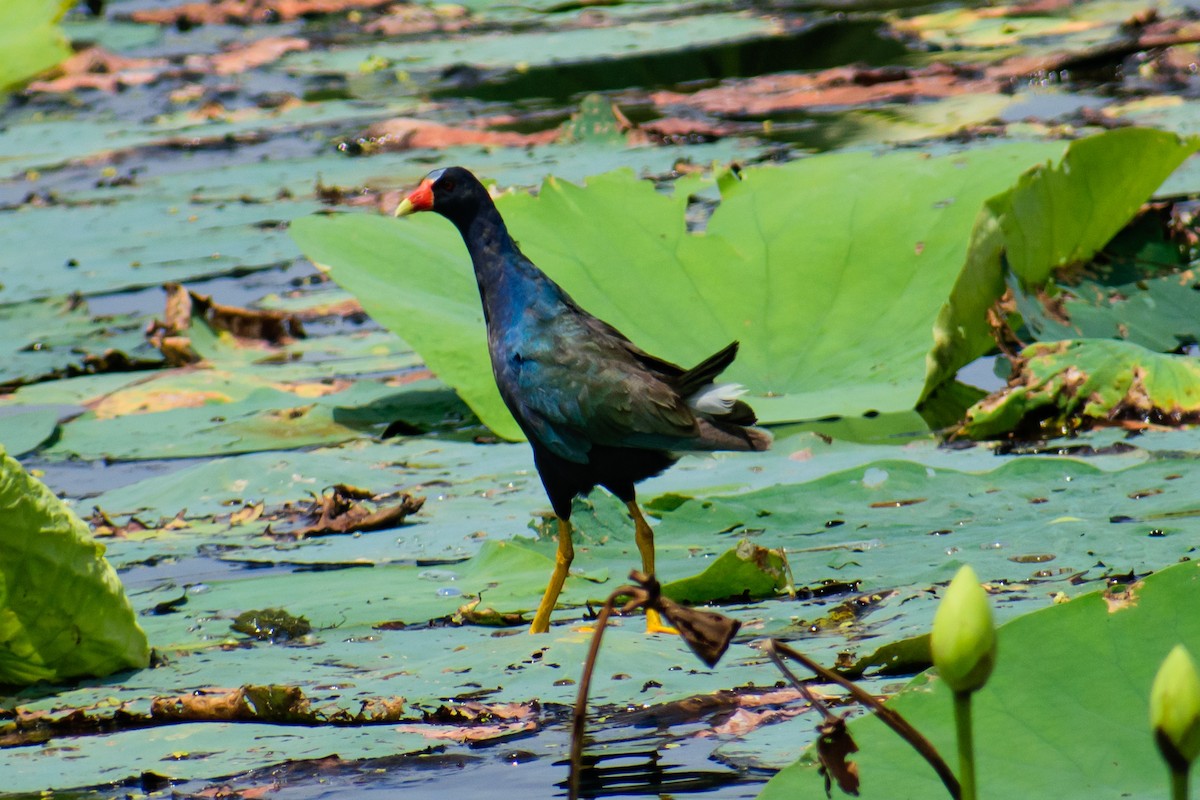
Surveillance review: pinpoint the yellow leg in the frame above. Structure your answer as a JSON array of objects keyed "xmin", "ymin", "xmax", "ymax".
[
  {"xmin": 529, "ymin": 517, "xmax": 574, "ymax": 634},
  {"xmin": 626, "ymin": 501, "xmax": 677, "ymax": 635},
  {"xmin": 628, "ymin": 500, "xmax": 655, "ymax": 575}
]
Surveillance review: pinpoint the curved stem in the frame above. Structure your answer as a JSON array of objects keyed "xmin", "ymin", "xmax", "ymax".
[
  {"xmin": 954, "ymin": 691, "xmax": 976, "ymax": 800},
  {"xmin": 570, "ymin": 602, "xmax": 613, "ymax": 800},
  {"xmin": 768, "ymin": 639, "xmax": 960, "ymax": 799}
]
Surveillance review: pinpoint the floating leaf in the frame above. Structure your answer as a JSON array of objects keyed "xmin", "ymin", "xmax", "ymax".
[
  {"xmin": 662, "ymin": 540, "xmax": 790, "ymax": 604},
  {"xmin": 0, "ymin": 407, "xmax": 60, "ymax": 457}
]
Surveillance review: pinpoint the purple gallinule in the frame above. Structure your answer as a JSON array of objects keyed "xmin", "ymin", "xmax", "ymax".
[{"xmin": 396, "ymin": 167, "xmax": 771, "ymax": 633}]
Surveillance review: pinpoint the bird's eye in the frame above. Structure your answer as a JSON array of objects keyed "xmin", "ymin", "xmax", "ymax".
[{"xmin": 440, "ymin": 178, "xmax": 456, "ymax": 192}]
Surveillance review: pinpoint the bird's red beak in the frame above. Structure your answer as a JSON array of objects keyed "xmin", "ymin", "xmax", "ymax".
[{"xmin": 394, "ymin": 179, "xmax": 434, "ymax": 217}]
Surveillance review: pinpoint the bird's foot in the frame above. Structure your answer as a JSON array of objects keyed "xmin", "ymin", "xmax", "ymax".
[{"xmin": 645, "ymin": 608, "xmax": 679, "ymax": 636}]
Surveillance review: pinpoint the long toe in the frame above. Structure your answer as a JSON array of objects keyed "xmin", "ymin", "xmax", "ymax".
[{"xmin": 645, "ymin": 608, "xmax": 679, "ymax": 636}]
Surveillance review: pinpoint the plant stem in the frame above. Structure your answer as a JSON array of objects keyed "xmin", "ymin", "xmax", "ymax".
[
  {"xmin": 954, "ymin": 691, "xmax": 976, "ymax": 800},
  {"xmin": 569, "ymin": 600, "xmax": 615, "ymax": 800},
  {"xmin": 767, "ymin": 639, "xmax": 961, "ymax": 799},
  {"xmin": 1171, "ymin": 766, "xmax": 1189, "ymax": 800}
]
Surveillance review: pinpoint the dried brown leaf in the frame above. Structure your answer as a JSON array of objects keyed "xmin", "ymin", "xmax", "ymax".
[
  {"xmin": 27, "ymin": 46, "xmax": 167, "ymax": 93},
  {"xmin": 393, "ymin": 720, "xmax": 538, "ymax": 743},
  {"xmin": 652, "ymin": 63, "xmax": 991, "ymax": 116},
  {"xmin": 364, "ymin": 118, "xmax": 560, "ymax": 152},
  {"xmin": 276, "ymin": 486, "xmax": 425, "ymax": 539},
  {"xmin": 130, "ymin": 0, "xmax": 395, "ymax": 25},
  {"xmin": 190, "ymin": 290, "xmax": 307, "ymax": 343},
  {"xmin": 363, "ymin": 4, "xmax": 470, "ymax": 36},
  {"xmin": 816, "ymin": 716, "xmax": 861, "ymax": 797},
  {"xmin": 191, "ymin": 37, "xmax": 310, "ymax": 75}
]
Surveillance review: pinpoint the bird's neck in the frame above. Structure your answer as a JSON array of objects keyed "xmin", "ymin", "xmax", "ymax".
[{"xmin": 455, "ymin": 204, "xmax": 565, "ymax": 330}]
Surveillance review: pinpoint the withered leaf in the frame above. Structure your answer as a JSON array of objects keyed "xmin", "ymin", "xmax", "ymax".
[
  {"xmin": 190, "ymin": 289, "xmax": 306, "ymax": 344},
  {"xmin": 128, "ymin": 0, "xmax": 396, "ymax": 26},
  {"xmin": 456, "ymin": 598, "xmax": 527, "ymax": 627},
  {"xmin": 658, "ymin": 597, "xmax": 741, "ymax": 668},
  {"xmin": 817, "ymin": 716, "xmax": 861, "ymax": 797},
  {"xmin": 152, "ymin": 685, "xmax": 311, "ymax": 723},
  {"xmin": 275, "ymin": 485, "xmax": 425, "ymax": 539}
]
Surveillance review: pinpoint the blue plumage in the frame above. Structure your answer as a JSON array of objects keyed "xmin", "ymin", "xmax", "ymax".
[{"xmin": 396, "ymin": 166, "xmax": 770, "ymax": 632}]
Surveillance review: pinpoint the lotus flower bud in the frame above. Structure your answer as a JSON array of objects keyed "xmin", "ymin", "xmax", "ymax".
[
  {"xmin": 1151, "ymin": 645, "xmax": 1200, "ymax": 768},
  {"xmin": 931, "ymin": 565, "xmax": 996, "ymax": 694}
]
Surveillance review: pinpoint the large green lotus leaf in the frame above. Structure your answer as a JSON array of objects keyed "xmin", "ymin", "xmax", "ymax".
[
  {"xmin": 961, "ymin": 339, "xmax": 1200, "ymax": 438},
  {"xmin": 1002, "ymin": 130, "xmax": 1197, "ymax": 289},
  {"xmin": 0, "ymin": 0, "xmax": 71, "ymax": 92},
  {"xmin": 759, "ymin": 559, "xmax": 1200, "ymax": 800},
  {"xmin": 924, "ymin": 128, "xmax": 1198, "ymax": 398},
  {"xmin": 0, "ymin": 447, "xmax": 149, "ymax": 684},
  {"xmin": 292, "ymin": 142, "xmax": 1067, "ymax": 438}
]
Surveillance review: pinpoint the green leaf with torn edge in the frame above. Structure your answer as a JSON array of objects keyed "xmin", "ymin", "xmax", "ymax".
[
  {"xmin": 0, "ymin": 447, "xmax": 149, "ymax": 685},
  {"xmin": 661, "ymin": 539, "xmax": 790, "ymax": 605},
  {"xmin": 924, "ymin": 128, "xmax": 1200, "ymax": 400},
  {"xmin": 960, "ymin": 338, "xmax": 1200, "ymax": 439}
]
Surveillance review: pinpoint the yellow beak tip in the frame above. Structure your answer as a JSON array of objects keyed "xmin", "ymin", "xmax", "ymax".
[{"xmin": 394, "ymin": 198, "xmax": 416, "ymax": 218}]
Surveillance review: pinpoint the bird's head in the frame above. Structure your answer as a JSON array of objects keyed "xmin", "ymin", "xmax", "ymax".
[{"xmin": 394, "ymin": 166, "xmax": 488, "ymax": 224}]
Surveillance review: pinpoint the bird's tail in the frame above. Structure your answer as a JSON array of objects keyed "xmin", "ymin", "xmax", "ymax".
[
  {"xmin": 682, "ymin": 341, "xmax": 758, "ymax": 427},
  {"xmin": 677, "ymin": 341, "xmax": 739, "ymax": 396},
  {"xmin": 693, "ymin": 417, "xmax": 773, "ymax": 452}
]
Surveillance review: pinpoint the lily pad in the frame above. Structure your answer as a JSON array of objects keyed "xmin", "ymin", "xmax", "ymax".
[
  {"xmin": 0, "ymin": 407, "xmax": 60, "ymax": 456},
  {"xmin": 1, "ymin": 722, "xmax": 433, "ymax": 794},
  {"xmin": 43, "ymin": 379, "xmax": 445, "ymax": 461},
  {"xmin": 662, "ymin": 540, "xmax": 790, "ymax": 605}
]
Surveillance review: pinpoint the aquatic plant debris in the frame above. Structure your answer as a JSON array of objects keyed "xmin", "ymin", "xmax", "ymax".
[{"xmin": 961, "ymin": 339, "xmax": 1200, "ymax": 439}]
